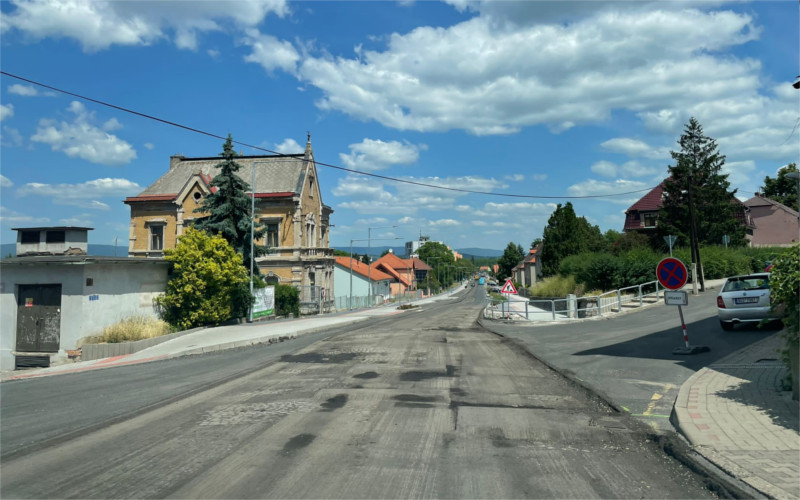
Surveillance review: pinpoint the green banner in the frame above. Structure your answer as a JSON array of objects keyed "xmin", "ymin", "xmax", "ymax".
[{"xmin": 253, "ymin": 286, "xmax": 275, "ymax": 318}]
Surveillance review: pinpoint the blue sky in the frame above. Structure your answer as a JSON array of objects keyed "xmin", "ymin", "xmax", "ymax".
[{"xmin": 1, "ymin": 0, "xmax": 797, "ymax": 252}]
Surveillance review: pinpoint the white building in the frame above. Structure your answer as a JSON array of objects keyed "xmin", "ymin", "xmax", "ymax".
[{"xmin": 333, "ymin": 256, "xmax": 393, "ymax": 308}]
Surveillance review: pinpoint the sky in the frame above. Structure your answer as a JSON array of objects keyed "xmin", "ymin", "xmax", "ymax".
[{"xmin": 1, "ymin": 0, "xmax": 797, "ymax": 252}]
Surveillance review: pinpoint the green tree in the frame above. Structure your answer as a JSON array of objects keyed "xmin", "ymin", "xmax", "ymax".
[
  {"xmin": 275, "ymin": 284, "xmax": 300, "ymax": 318},
  {"xmin": 333, "ymin": 249, "xmax": 350, "ymax": 257},
  {"xmin": 155, "ymin": 228, "xmax": 251, "ymax": 330},
  {"xmin": 496, "ymin": 242, "xmax": 524, "ymax": 280},
  {"xmin": 769, "ymin": 245, "xmax": 799, "ymax": 395},
  {"xmin": 659, "ymin": 118, "xmax": 746, "ymax": 248},
  {"xmin": 540, "ymin": 202, "xmax": 604, "ymax": 276},
  {"xmin": 761, "ymin": 163, "xmax": 799, "ymax": 211},
  {"xmin": 418, "ymin": 241, "xmax": 455, "ymax": 289},
  {"xmin": 194, "ymin": 134, "xmax": 267, "ymax": 275},
  {"xmin": 360, "ymin": 254, "xmax": 371, "ymax": 265},
  {"xmin": 530, "ymin": 238, "xmax": 543, "ymax": 249}
]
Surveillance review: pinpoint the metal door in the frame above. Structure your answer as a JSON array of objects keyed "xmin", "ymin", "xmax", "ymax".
[{"xmin": 16, "ymin": 284, "xmax": 62, "ymax": 352}]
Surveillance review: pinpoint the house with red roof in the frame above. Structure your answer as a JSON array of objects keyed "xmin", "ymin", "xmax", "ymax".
[
  {"xmin": 124, "ymin": 136, "xmax": 334, "ymax": 307},
  {"xmin": 512, "ymin": 245, "xmax": 542, "ymax": 288},
  {"xmin": 333, "ymin": 257, "xmax": 393, "ymax": 307},
  {"xmin": 623, "ymin": 180, "xmax": 754, "ymax": 242},
  {"xmin": 743, "ymin": 194, "xmax": 799, "ymax": 247},
  {"xmin": 372, "ymin": 251, "xmax": 431, "ymax": 295}
]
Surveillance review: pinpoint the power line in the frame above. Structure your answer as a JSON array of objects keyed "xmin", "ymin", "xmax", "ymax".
[{"xmin": 1, "ymin": 70, "xmax": 656, "ymax": 200}]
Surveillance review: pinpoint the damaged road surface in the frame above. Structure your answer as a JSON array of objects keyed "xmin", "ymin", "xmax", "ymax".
[{"xmin": 1, "ymin": 287, "xmax": 715, "ymax": 498}]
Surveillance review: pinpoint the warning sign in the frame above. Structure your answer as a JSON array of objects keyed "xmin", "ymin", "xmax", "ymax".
[{"xmin": 500, "ymin": 280, "xmax": 518, "ymax": 294}]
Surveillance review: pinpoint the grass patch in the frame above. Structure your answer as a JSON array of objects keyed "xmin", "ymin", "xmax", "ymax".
[
  {"xmin": 530, "ymin": 275, "xmax": 584, "ymax": 298},
  {"xmin": 100, "ymin": 315, "xmax": 172, "ymax": 343}
]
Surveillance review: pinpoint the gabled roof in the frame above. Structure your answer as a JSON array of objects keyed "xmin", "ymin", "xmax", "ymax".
[
  {"xmin": 744, "ymin": 194, "xmax": 799, "ymax": 217},
  {"xmin": 410, "ymin": 257, "xmax": 431, "ymax": 271},
  {"xmin": 374, "ymin": 252, "xmax": 413, "ymax": 271},
  {"xmin": 334, "ymin": 257, "xmax": 393, "ymax": 282},
  {"xmin": 626, "ymin": 182, "xmax": 665, "ymax": 212},
  {"xmin": 373, "ymin": 254, "xmax": 414, "ymax": 286}
]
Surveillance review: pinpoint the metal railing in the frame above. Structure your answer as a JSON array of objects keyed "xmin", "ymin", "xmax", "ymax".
[{"xmin": 484, "ymin": 280, "xmax": 663, "ymax": 321}]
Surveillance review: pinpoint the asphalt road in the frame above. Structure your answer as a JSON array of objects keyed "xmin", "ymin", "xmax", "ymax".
[
  {"xmin": 1, "ymin": 286, "xmax": 716, "ymax": 498},
  {"xmin": 481, "ymin": 283, "xmax": 783, "ymax": 432}
]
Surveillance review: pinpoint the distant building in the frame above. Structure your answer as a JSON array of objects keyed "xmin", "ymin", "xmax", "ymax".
[
  {"xmin": 12, "ymin": 226, "xmax": 92, "ymax": 257},
  {"xmin": 333, "ymin": 257, "xmax": 392, "ymax": 308}
]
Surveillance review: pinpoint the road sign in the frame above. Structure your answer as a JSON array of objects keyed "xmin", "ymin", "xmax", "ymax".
[
  {"xmin": 664, "ymin": 290, "xmax": 688, "ymax": 306},
  {"xmin": 656, "ymin": 257, "xmax": 688, "ymax": 290},
  {"xmin": 500, "ymin": 280, "xmax": 518, "ymax": 294}
]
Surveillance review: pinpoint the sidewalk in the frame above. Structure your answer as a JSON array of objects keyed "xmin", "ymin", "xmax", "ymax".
[
  {"xmin": 673, "ymin": 332, "xmax": 800, "ymax": 500},
  {"xmin": 1, "ymin": 284, "xmax": 468, "ymax": 382}
]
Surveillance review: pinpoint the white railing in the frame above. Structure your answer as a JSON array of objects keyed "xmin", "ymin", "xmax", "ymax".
[{"xmin": 485, "ymin": 280, "xmax": 663, "ymax": 321}]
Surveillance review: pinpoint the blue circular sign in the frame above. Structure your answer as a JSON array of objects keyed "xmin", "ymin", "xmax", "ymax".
[{"xmin": 656, "ymin": 257, "xmax": 688, "ymax": 290}]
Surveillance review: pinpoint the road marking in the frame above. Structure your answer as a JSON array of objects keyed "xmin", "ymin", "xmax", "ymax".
[{"xmin": 642, "ymin": 392, "xmax": 663, "ymax": 416}]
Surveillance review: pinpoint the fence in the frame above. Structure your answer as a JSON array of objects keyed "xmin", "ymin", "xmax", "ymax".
[
  {"xmin": 333, "ymin": 289, "xmax": 426, "ymax": 311},
  {"xmin": 296, "ymin": 286, "xmax": 335, "ymax": 315},
  {"xmin": 484, "ymin": 280, "xmax": 663, "ymax": 321}
]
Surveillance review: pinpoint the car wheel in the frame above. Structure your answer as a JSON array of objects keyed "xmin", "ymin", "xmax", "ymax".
[{"xmin": 720, "ymin": 320, "xmax": 734, "ymax": 331}]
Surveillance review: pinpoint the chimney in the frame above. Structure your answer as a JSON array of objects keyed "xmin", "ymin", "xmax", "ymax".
[{"xmin": 170, "ymin": 154, "xmax": 185, "ymax": 170}]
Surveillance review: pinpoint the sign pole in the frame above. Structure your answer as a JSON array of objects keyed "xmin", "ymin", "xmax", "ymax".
[{"xmin": 657, "ymin": 257, "xmax": 709, "ymax": 355}]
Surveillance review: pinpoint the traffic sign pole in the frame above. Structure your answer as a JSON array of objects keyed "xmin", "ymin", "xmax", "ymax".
[{"xmin": 656, "ymin": 258, "xmax": 710, "ymax": 356}]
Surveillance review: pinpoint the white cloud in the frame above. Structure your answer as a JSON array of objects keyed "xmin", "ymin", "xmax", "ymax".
[
  {"xmin": 31, "ymin": 101, "xmax": 137, "ymax": 166},
  {"xmin": 1, "ymin": 174, "xmax": 13, "ymax": 187},
  {"xmin": 8, "ymin": 83, "xmax": 38, "ymax": 96},
  {"xmin": 566, "ymin": 179, "xmax": 653, "ymax": 206},
  {"xmin": 531, "ymin": 174, "xmax": 548, "ymax": 181},
  {"xmin": 298, "ymin": 8, "xmax": 759, "ymax": 135},
  {"xmin": 0, "ymin": 206, "xmax": 50, "ymax": 225},
  {"xmin": 1, "ymin": 0, "xmax": 290, "ymax": 52},
  {"xmin": 143, "ymin": 142, "xmax": 155, "ymax": 150},
  {"xmin": 590, "ymin": 160, "xmax": 660, "ymax": 179},
  {"xmin": 242, "ymin": 28, "xmax": 300, "ymax": 73},
  {"xmin": 274, "ymin": 138, "xmax": 302, "ymax": 154},
  {"xmin": 429, "ymin": 219, "xmax": 460, "ymax": 227},
  {"xmin": 339, "ymin": 138, "xmax": 425, "ymax": 171},
  {"xmin": 504, "ymin": 174, "xmax": 525, "ymax": 181},
  {"xmin": 600, "ymin": 138, "xmax": 670, "ymax": 160},
  {"xmin": 17, "ymin": 177, "xmax": 141, "ymax": 209},
  {"xmin": 102, "ymin": 118, "xmax": 122, "ymax": 132},
  {"xmin": 1, "ymin": 126, "xmax": 24, "ymax": 147},
  {"xmin": 354, "ymin": 217, "xmax": 389, "ymax": 225},
  {"xmin": 0, "ymin": 104, "xmax": 13, "ymax": 122},
  {"xmin": 59, "ymin": 215, "xmax": 94, "ymax": 226},
  {"xmin": 207, "ymin": 48, "xmax": 220, "ymax": 59}
]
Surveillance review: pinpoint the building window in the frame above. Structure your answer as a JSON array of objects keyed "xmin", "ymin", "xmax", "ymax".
[
  {"xmin": 20, "ymin": 230, "xmax": 39, "ymax": 244},
  {"xmin": 150, "ymin": 225, "xmax": 164, "ymax": 251},
  {"xmin": 643, "ymin": 214, "xmax": 657, "ymax": 228},
  {"xmin": 260, "ymin": 218, "xmax": 281, "ymax": 248},
  {"xmin": 46, "ymin": 230, "xmax": 66, "ymax": 243}
]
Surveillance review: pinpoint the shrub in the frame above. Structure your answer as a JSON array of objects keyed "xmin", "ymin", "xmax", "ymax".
[
  {"xmin": 100, "ymin": 315, "xmax": 171, "ymax": 343},
  {"xmin": 276, "ymin": 284, "xmax": 300, "ymax": 317},
  {"xmin": 530, "ymin": 275, "xmax": 580, "ymax": 298},
  {"xmin": 617, "ymin": 248, "xmax": 661, "ymax": 287},
  {"xmin": 155, "ymin": 228, "xmax": 252, "ymax": 330}
]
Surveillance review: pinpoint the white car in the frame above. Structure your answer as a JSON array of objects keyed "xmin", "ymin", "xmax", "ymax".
[{"xmin": 716, "ymin": 273, "xmax": 781, "ymax": 330}]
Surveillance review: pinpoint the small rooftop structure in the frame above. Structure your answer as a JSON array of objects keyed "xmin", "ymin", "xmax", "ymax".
[{"xmin": 12, "ymin": 226, "xmax": 92, "ymax": 257}]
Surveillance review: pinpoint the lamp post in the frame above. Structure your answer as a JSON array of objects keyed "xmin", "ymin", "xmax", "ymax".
[
  {"xmin": 249, "ymin": 161, "xmax": 266, "ymax": 322},
  {"xmin": 349, "ymin": 237, "xmax": 400, "ymax": 310},
  {"xmin": 368, "ymin": 225, "xmax": 397, "ymax": 307},
  {"xmin": 427, "ymin": 256, "xmax": 441, "ymax": 295}
]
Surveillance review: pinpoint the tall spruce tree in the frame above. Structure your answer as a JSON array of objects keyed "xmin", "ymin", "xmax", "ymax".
[
  {"xmin": 658, "ymin": 118, "xmax": 744, "ymax": 291},
  {"xmin": 194, "ymin": 134, "xmax": 267, "ymax": 275},
  {"xmin": 497, "ymin": 242, "xmax": 525, "ymax": 281},
  {"xmin": 540, "ymin": 202, "xmax": 604, "ymax": 276}
]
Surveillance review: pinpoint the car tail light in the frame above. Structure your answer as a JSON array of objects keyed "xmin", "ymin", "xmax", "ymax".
[{"xmin": 717, "ymin": 296, "xmax": 726, "ymax": 308}]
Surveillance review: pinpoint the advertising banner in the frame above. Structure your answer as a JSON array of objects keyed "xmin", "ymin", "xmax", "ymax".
[{"xmin": 253, "ymin": 286, "xmax": 275, "ymax": 318}]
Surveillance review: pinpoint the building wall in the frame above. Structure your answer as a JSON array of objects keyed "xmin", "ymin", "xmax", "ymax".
[
  {"xmin": 129, "ymin": 204, "xmax": 178, "ymax": 256},
  {"xmin": 750, "ymin": 205, "xmax": 799, "ymax": 246},
  {"xmin": 16, "ymin": 228, "xmax": 89, "ymax": 255},
  {"xmin": 0, "ymin": 260, "xmax": 169, "ymax": 370},
  {"xmin": 334, "ymin": 265, "xmax": 370, "ymax": 299}
]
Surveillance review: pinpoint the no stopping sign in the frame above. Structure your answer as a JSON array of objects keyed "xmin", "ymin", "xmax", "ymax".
[{"xmin": 656, "ymin": 257, "xmax": 688, "ymax": 290}]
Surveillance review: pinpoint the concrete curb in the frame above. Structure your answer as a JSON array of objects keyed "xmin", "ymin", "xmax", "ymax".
[{"xmin": 81, "ymin": 326, "xmax": 207, "ymax": 361}]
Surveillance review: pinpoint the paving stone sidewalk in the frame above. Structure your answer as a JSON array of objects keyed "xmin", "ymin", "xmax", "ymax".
[{"xmin": 674, "ymin": 332, "xmax": 800, "ymax": 499}]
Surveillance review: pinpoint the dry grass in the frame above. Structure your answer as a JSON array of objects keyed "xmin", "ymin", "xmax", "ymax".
[{"xmin": 100, "ymin": 315, "xmax": 172, "ymax": 343}]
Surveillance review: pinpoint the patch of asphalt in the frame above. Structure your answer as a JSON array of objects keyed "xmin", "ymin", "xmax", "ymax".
[{"xmin": 476, "ymin": 314, "xmax": 765, "ymax": 500}]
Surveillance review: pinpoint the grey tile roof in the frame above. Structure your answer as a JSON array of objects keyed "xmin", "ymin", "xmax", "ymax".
[{"xmin": 139, "ymin": 154, "xmax": 307, "ymax": 197}]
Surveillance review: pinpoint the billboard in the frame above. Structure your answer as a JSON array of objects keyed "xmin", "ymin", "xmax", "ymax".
[{"xmin": 253, "ymin": 286, "xmax": 275, "ymax": 318}]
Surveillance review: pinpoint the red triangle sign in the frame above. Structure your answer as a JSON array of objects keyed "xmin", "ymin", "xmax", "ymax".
[{"xmin": 501, "ymin": 280, "xmax": 518, "ymax": 294}]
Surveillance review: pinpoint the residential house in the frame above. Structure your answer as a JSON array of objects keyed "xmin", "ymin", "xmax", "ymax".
[
  {"xmin": 124, "ymin": 136, "xmax": 334, "ymax": 308},
  {"xmin": 512, "ymin": 246, "xmax": 543, "ymax": 288},
  {"xmin": 743, "ymin": 194, "xmax": 799, "ymax": 247},
  {"xmin": 372, "ymin": 252, "xmax": 430, "ymax": 295},
  {"xmin": 333, "ymin": 257, "xmax": 393, "ymax": 308},
  {"xmin": 623, "ymin": 180, "xmax": 754, "ymax": 241},
  {"xmin": 1, "ymin": 227, "xmax": 169, "ymax": 370}
]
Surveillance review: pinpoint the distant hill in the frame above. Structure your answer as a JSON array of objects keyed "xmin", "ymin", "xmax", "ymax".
[
  {"xmin": 456, "ymin": 248, "xmax": 502, "ymax": 258},
  {"xmin": 1, "ymin": 243, "xmax": 127, "ymax": 258}
]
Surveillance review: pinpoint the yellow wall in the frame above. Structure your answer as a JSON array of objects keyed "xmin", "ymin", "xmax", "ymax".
[
  {"xmin": 129, "ymin": 206, "xmax": 177, "ymax": 253},
  {"xmin": 301, "ymin": 166, "xmax": 323, "ymax": 247}
]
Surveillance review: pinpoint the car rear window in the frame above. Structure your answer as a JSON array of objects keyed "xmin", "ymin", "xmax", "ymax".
[{"xmin": 723, "ymin": 276, "xmax": 770, "ymax": 292}]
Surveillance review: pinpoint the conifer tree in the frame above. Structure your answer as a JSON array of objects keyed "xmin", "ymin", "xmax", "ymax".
[
  {"xmin": 194, "ymin": 134, "xmax": 267, "ymax": 274},
  {"xmin": 540, "ymin": 202, "xmax": 604, "ymax": 276}
]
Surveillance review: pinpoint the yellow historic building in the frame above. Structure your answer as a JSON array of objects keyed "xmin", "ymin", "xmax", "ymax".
[{"xmin": 124, "ymin": 136, "xmax": 334, "ymax": 308}]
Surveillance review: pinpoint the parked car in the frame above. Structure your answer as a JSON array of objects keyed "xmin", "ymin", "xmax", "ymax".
[{"xmin": 716, "ymin": 273, "xmax": 781, "ymax": 330}]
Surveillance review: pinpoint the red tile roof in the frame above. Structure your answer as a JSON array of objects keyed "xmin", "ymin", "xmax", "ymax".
[
  {"xmin": 626, "ymin": 182, "xmax": 665, "ymax": 212},
  {"xmin": 334, "ymin": 257, "xmax": 393, "ymax": 281}
]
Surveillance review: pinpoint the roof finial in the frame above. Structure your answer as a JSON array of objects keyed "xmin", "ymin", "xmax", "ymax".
[{"xmin": 306, "ymin": 131, "xmax": 311, "ymax": 144}]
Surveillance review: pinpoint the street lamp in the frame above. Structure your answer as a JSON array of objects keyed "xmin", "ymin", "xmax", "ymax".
[
  {"xmin": 368, "ymin": 225, "xmax": 397, "ymax": 307},
  {"xmin": 426, "ymin": 256, "xmax": 441, "ymax": 295},
  {"xmin": 249, "ymin": 161, "xmax": 268, "ymax": 322}
]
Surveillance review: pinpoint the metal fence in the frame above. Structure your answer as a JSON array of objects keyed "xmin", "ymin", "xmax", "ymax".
[
  {"xmin": 485, "ymin": 280, "xmax": 663, "ymax": 321},
  {"xmin": 296, "ymin": 286, "xmax": 335, "ymax": 315},
  {"xmin": 333, "ymin": 289, "xmax": 427, "ymax": 311}
]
